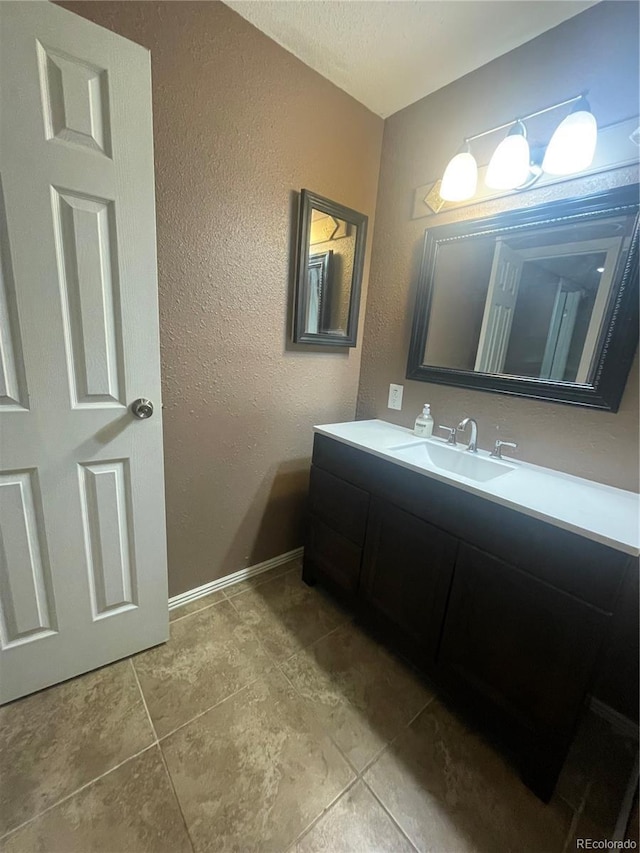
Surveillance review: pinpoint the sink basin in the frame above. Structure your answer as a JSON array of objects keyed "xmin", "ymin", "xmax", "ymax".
[{"xmin": 389, "ymin": 440, "xmax": 515, "ymax": 483}]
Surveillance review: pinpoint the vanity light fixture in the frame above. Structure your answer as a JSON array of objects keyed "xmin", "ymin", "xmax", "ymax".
[
  {"xmin": 439, "ymin": 93, "xmax": 597, "ymax": 202},
  {"xmin": 542, "ymin": 95, "xmax": 598, "ymax": 175},
  {"xmin": 486, "ymin": 120, "xmax": 531, "ymax": 190},
  {"xmin": 440, "ymin": 142, "xmax": 478, "ymax": 201}
]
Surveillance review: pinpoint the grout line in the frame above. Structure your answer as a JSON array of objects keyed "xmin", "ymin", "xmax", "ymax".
[
  {"xmin": 223, "ymin": 574, "xmax": 348, "ymax": 672},
  {"xmin": 156, "ymin": 742, "xmax": 197, "ymax": 853},
  {"xmin": 130, "ymin": 659, "xmax": 159, "ymax": 744},
  {"xmin": 157, "ymin": 672, "xmax": 265, "ymax": 744},
  {"xmin": 0, "ymin": 743, "xmax": 158, "ymax": 842},
  {"xmin": 168, "ymin": 550, "xmax": 304, "ymax": 611},
  {"xmin": 284, "ymin": 777, "xmax": 361, "ymax": 853},
  {"xmin": 408, "ymin": 693, "xmax": 436, "ymax": 724},
  {"xmin": 223, "ymin": 593, "xmax": 288, "ymax": 670},
  {"xmin": 362, "ymin": 776, "xmax": 421, "ymax": 853},
  {"xmin": 277, "ymin": 619, "xmax": 350, "ymax": 667},
  {"xmin": 353, "ymin": 693, "xmax": 437, "ymax": 779},
  {"xmin": 562, "ymin": 778, "xmax": 594, "ymax": 853},
  {"xmin": 223, "ymin": 564, "xmax": 301, "ymax": 600},
  {"xmin": 272, "ymin": 655, "xmax": 363, "ymax": 781},
  {"xmin": 273, "ymin": 624, "xmax": 436, "ymax": 785},
  {"xmin": 168, "ymin": 595, "xmax": 227, "ymax": 624}
]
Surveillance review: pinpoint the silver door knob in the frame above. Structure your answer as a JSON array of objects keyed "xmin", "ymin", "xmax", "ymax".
[{"xmin": 130, "ymin": 398, "xmax": 154, "ymax": 419}]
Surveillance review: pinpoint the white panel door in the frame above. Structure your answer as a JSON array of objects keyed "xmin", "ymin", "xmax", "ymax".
[
  {"xmin": 474, "ymin": 239, "xmax": 524, "ymax": 374},
  {"xmin": 0, "ymin": 2, "xmax": 168, "ymax": 704}
]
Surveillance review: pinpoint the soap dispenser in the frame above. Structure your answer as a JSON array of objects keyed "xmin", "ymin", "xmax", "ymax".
[{"xmin": 414, "ymin": 404, "xmax": 434, "ymax": 437}]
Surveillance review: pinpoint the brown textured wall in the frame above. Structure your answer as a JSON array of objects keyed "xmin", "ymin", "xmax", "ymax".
[
  {"xmin": 358, "ymin": 1, "xmax": 639, "ymax": 492},
  {"xmin": 60, "ymin": 1, "xmax": 383, "ymax": 595}
]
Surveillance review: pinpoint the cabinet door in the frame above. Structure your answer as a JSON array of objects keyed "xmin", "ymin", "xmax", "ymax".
[
  {"xmin": 439, "ymin": 543, "xmax": 608, "ymax": 736},
  {"xmin": 305, "ymin": 515, "xmax": 363, "ymax": 596},
  {"xmin": 360, "ymin": 499, "xmax": 457, "ymax": 663},
  {"xmin": 308, "ymin": 465, "xmax": 369, "ymax": 546}
]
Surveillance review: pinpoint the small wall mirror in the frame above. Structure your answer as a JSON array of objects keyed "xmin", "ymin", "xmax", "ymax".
[
  {"xmin": 293, "ymin": 189, "xmax": 368, "ymax": 347},
  {"xmin": 407, "ymin": 185, "xmax": 639, "ymax": 411}
]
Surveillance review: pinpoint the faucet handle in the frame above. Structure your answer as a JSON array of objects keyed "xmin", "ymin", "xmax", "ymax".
[
  {"xmin": 438, "ymin": 425, "xmax": 457, "ymax": 445},
  {"xmin": 490, "ymin": 439, "xmax": 518, "ymax": 460}
]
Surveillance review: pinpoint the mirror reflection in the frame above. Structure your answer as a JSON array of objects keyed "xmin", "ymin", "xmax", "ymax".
[
  {"xmin": 293, "ymin": 190, "xmax": 368, "ymax": 347},
  {"xmin": 305, "ymin": 210, "xmax": 356, "ymax": 336},
  {"xmin": 422, "ymin": 213, "xmax": 635, "ymax": 384}
]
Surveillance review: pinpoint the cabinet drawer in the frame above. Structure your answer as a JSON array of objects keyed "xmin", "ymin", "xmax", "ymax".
[
  {"xmin": 309, "ymin": 464, "xmax": 370, "ymax": 546},
  {"xmin": 306, "ymin": 514, "xmax": 363, "ymax": 595},
  {"xmin": 438, "ymin": 543, "xmax": 609, "ymax": 735}
]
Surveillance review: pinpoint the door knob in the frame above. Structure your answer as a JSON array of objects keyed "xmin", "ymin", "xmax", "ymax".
[{"xmin": 130, "ymin": 398, "xmax": 154, "ymax": 419}]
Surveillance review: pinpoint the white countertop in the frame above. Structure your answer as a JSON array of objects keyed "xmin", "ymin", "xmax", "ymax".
[{"xmin": 313, "ymin": 419, "xmax": 640, "ymax": 557}]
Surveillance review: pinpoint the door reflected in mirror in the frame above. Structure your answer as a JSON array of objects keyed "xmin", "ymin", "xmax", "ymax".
[
  {"xmin": 294, "ymin": 191, "xmax": 367, "ymax": 346},
  {"xmin": 423, "ymin": 216, "xmax": 633, "ymax": 384},
  {"xmin": 407, "ymin": 185, "xmax": 639, "ymax": 411}
]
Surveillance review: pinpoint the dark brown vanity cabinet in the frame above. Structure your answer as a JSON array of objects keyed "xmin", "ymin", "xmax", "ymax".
[{"xmin": 303, "ymin": 433, "xmax": 635, "ymax": 801}]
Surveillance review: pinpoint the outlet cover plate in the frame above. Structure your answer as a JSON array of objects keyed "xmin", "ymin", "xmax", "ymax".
[{"xmin": 388, "ymin": 383, "xmax": 404, "ymax": 410}]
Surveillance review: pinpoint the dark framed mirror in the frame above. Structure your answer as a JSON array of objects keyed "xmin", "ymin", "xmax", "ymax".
[
  {"xmin": 407, "ymin": 185, "xmax": 639, "ymax": 411},
  {"xmin": 293, "ymin": 189, "xmax": 368, "ymax": 346}
]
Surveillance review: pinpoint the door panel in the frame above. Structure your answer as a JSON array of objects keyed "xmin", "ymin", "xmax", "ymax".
[
  {"xmin": 52, "ymin": 189, "xmax": 125, "ymax": 407},
  {"xmin": 0, "ymin": 181, "xmax": 28, "ymax": 411},
  {"xmin": 0, "ymin": 470, "xmax": 57, "ymax": 646},
  {"xmin": 37, "ymin": 41, "xmax": 112, "ymax": 155},
  {"xmin": 0, "ymin": 2, "xmax": 167, "ymax": 703},
  {"xmin": 79, "ymin": 460, "xmax": 137, "ymax": 618}
]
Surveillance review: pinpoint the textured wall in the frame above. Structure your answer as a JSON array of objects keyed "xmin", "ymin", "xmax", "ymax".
[
  {"xmin": 60, "ymin": 1, "xmax": 383, "ymax": 595},
  {"xmin": 358, "ymin": 1, "xmax": 639, "ymax": 492}
]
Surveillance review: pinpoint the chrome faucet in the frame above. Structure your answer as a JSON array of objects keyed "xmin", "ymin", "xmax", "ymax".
[
  {"xmin": 457, "ymin": 417, "xmax": 478, "ymax": 453},
  {"xmin": 438, "ymin": 425, "xmax": 457, "ymax": 445},
  {"xmin": 490, "ymin": 439, "xmax": 518, "ymax": 460}
]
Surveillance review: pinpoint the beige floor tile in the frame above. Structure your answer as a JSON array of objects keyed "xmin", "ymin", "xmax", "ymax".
[
  {"xmin": 133, "ymin": 599, "xmax": 272, "ymax": 738},
  {"xmin": 2, "ymin": 746, "xmax": 192, "ymax": 853},
  {"xmin": 295, "ymin": 781, "xmax": 415, "ymax": 853},
  {"xmin": 0, "ymin": 660, "xmax": 154, "ymax": 837},
  {"xmin": 162, "ymin": 668, "xmax": 355, "ymax": 853},
  {"xmin": 169, "ymin": 589, "xmax": 226, "ymax": 621},
  {"xmin": 364, "ymin": 699, "xmax": 571, "ymax": 853},
  {"xmin": 229, "ymin": 569, "xmax": 347, "ymax": 661},
  {"xmin": 281, "ymin": 622, "xmax": 432, "ymax": 771},
  {"xmin": 224, "ymin": 558, "xmax": 301, "ymax": 598}
]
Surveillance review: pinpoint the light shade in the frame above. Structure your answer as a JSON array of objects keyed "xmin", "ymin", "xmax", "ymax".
[
  {"xmin": 440, "ymin": 149, "xmax": 478, "ymax": 201},
  {"xmin": 542, "ymin": 98, "xmax": 597, "ymax": 175},
  {"xmin": 486, "ymin": 121, "xmax": 531, "ymax": 190}
]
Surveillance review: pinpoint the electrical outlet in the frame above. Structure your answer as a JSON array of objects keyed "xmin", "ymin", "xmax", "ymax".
[{"xmin": 388, "ymin": 383, "xmax": 404, "ymax": 410}]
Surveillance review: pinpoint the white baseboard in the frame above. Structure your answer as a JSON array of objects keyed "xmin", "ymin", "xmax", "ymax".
[
  {"xmin": 590, "ymin": 697, "xmax": 639, "ymax": 741},
  {"xmin": 168, "ymin": 547, "xmax": 304, "ymax": 611}
]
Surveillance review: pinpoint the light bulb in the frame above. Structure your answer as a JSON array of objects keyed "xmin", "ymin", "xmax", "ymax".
[
  {"xmin": 542, "ymin": 96, "xmax": 597, "ymax": 175},
  {"xmin": 440, "ymin": 148, "xmax": 478, "ymax": 202},
  {"xmin": 486, "ymin": 121, "xmax": 531, "ymax": 190}
]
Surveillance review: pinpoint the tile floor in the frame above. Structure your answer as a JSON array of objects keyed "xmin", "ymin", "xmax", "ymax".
[{"xmin": 0, "ymin": 558, "xmax": 636, "ymax": 853}]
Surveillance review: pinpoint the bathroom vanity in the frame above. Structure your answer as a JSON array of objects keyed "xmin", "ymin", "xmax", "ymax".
[{"xmin": 303, "ymin": 420, "xmax": 640, "ymax": 802}]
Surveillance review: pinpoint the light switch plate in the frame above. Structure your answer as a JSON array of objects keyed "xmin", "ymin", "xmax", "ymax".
[{"xmin": 388, "ymin": 383, "xmax": 404, "ymax": 410}]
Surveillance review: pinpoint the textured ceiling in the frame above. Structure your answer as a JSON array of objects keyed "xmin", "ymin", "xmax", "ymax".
[{"xmin": 224, "ymin": 1, "xmax": 597, "ymax": 118}]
